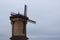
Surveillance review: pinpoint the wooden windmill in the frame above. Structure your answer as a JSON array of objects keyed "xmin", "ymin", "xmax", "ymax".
[{"xmin": 10, "ymin": 4, "xmax": 36, "ymax": 40}]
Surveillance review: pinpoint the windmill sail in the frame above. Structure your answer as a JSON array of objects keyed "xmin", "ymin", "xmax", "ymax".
[
  {"xmin": 24, "ymin": 4, "xmax": 27, "ymax": 16},
  {"xmin": 28, "ymin": 19, "xmax": 36, "ymax": 24}
]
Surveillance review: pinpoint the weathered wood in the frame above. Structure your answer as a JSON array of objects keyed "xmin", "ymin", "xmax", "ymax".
[{"xmin": 10, "ymin": 14, "xmax": 28, "ymax": 40}]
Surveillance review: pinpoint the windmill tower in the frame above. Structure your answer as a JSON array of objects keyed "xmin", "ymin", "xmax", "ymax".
[{"xmin": 10, "ymin": 5, "xmax": 36, "ymax": 40}]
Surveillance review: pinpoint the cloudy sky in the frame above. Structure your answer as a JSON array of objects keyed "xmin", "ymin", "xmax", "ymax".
[{"xmin": 0, "ymin": 0, "xmax": 60, "ymax": 40}]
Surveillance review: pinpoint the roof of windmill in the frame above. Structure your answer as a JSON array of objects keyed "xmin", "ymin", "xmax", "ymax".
[{"xmin": 10, "ymin": 13, "xmax": 28, "ymax": 20}]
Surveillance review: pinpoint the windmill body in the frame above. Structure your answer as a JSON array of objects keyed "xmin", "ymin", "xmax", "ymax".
[{"xmin": 10, "ymin": 13, "xmax": 28, "ymax": 40}]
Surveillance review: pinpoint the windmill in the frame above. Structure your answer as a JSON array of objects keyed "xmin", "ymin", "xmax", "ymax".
[{"xmin": 10, "ymin": 4, "xmax": 36, "ymax": 40}]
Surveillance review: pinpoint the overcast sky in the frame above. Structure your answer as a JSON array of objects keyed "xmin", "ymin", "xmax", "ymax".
[{"xmin": 0, "ymin": 0, "xmax": 60, "ymax": 40}]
